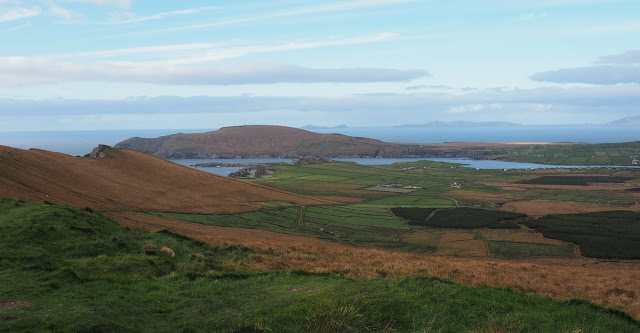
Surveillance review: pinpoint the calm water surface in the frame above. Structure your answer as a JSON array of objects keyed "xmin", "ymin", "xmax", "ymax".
[{"xmin": 175, "ymin": 157, "xmax": 638, "ymax": 176}]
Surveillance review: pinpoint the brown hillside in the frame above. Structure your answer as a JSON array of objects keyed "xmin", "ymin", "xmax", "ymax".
[
  {"xmin": 115, "ymin": 125, "xmax": 404, "ymax": 158},
  {"xmin": 0, "ymin": 145, "xmax": 329, "ymax": 213}
]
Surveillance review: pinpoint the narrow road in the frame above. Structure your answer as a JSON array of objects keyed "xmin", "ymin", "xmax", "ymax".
[
  {"xmin": 297, "ymin": 206, "xmax": 307, "ymax": 228},
  {"xmin": 447, "ymin": 198, "xmax": 460, "ymax": 208}
]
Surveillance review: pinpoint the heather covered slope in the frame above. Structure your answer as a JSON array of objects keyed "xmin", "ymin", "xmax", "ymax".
[
  {"xmin": 115, "ymin": 125, "xmax": 411, "ymax": 158},
  {"xmin": 0, "ymin": 145, "xmax": 327, "ymax": 213}
]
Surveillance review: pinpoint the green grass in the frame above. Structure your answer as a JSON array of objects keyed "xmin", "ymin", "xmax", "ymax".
[
  {"xmin": 1, "ymin": 198, "xmax": 639, "ymax": 332},
  {"xmin": 517, "ymin": 176, "xmax": 633, "ymax": 185},
  {"xmin": 497, "ymin": 142, "xmax": 640, "ymax": 166},
  {"xmin": 489, "ymin": 241, "xmax": 576, "ymax": 259},
  {"xmin": 156, "ymin": 205, "xmax": 437, "ymax": 253},
  {"xmin": 523, "ymin": 211, "xmax": 640, "ymax": 259}
]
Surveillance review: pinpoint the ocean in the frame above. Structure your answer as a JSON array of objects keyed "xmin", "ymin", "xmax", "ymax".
[{"xmin": 2, "ymin": 126, "xmax": 639, "ymax": 175}]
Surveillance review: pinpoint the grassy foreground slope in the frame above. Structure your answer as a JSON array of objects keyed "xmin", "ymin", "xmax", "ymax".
[
  {"xmin": 0, "ymin": 145, "xmax": 327, "ymax": 213},
  {"xmin": 1, "ymin": 199, "xmax": 639, "ymax": 332}
]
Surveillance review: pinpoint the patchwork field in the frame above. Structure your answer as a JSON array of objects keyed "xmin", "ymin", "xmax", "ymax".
[{"xmin": 2, "ymin": 145, "xmax": 640, "ymax": 329}]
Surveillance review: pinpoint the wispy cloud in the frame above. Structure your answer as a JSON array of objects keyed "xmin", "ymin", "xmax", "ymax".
[
  {"xmin": 157, "ymin": 0, "xmax": 418, "ymax": 32},
  {"xmin": 3, "ymin": 86, "xmax": 639, "ymax": 119},
  {"xmin": 515, "ymin": 12, "xmax": 547, "ymax": 21},
  {"xmin": 406, "ymin": 85, "xmax": 455, "ymax": 91},
  {"xmin": 52, "ymin": 42, "xmax": 220, "ymax": 59},
  {"xmin": 532, "ymin": 50, "xmax": 640, "ymax": 84},
  {"xmin": 531, "ymin": 65, "xmax": 640, "ymax": 84},
  {"xmin": 106, "ymin": 6, "xmax": 218, "ymax": 24},
  {"xmin": 62, "ymin": 0, "xmax": 132, "ymax": 8},
  {"xmin": 0, "ymin": 57, "xmax": 429, "ymax": 86},
  {"xmin": 448, "ymin": 104, "xmax": 502, "ymax": 113},
  {"xmin": 48, "ymin": 1, "xmax": 85, "ymax": 22},
  {"xmin": 140, "ymin": 32, "xmax": 400, "ymax": 66},
  {"xmin": 597, "ymin": 49, "xmax": 640, "ymax": 64},
  {"xmin": 570, "ymin": 21, "xmax": 640, "ymax": 35},
  {"xmin": 0, "ymin": 6, "xmax": 41, "ymax": 23},
  {"xmin": 46, "ymin": 33, "xmax": 400, "ymax": 65},
  {"xmin": 2, "ymin": 21, "xmax": 31, "ymax": 31}
]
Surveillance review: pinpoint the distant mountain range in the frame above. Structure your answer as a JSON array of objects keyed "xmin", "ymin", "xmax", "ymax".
[
  {"xmin": 606, "ymin": 115, "xmax": 640, "ymax": 126},
  {"xmin": 395, "ymin": 117, "xmax": 640, "ymax": 127}
]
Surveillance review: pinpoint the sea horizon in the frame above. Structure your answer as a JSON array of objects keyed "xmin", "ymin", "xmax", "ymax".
[{"xmin": 1, "ymin": 125, "xmax": 639, "ymax": 157}]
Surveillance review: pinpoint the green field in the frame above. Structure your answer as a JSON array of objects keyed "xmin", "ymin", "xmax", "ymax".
[
  {"xmin": 2, "ymin": 198, "xmax": 639, "ymax": 332},
  {"xmin": 392, "ymin": 207, "xmax": 524, "ymax": 229},
  {"xmin": 498, "ymin": 141, "xmax": 640, "ymax": 166},
  {"xmin": 156, "ymin": 204, "xmax": 440, "ymax": 253},
  {"xmin": 517, "ymin": 176, "xmax": 633, "ymax": 185},
  {"xmin": 523, "ymin": 211, "xmax": 640, "ymax": 259}
]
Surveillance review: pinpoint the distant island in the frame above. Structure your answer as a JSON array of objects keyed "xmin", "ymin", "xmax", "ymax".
[
  {"xmin": 606, "ymin": 115, "xmax": 640, "ymax": 126},
  {"xmin": 395, "ymin": 121, "xmax": 523, "ymax": 128},
  {"xmin": 115, "ymin": 125, "xmax": 410, "ymax": 159},
  {"xmin": 395, "ymin": 116, "xmax": 640, "ymax": 127},
  {"xmin": 114, "ymin": 124, "xmax": 640, "ymax": 165}
]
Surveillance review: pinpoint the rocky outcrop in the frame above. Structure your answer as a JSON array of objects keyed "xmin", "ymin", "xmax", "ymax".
[
  {"xmin": 85, "ymin": 144, "xmax": 111, "ymax": 158},
  {"xmin": 291, "ymin": 157, "xmax": 333, "ymax": 166},
  {"xmin": 229, "ymin": 164, "xmax": 274, "ymax": 179}
]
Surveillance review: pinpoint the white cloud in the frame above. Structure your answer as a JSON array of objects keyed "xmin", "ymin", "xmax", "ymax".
[
  {"xmin": 570, "ymin": 21, "xmax": 640, "ymax": 35},
  {"xmin": 0, "ymin": 57, "xmax": 429, "ymax": 86},
  {"xmin": 597, "ymin": 50, "xmax": 640, "ymax": 64},
  {"xmin": 143, "ymin": 32, "xmax": 399, "ymax": 66},
  {"xmin": 62, "ymin": 0, "xmax": 132, "ymax": 8},
  {"xmin": 0, "ymin": 6, "xmax": 41, "ymax": 23},
  {"xmin": 52, "ymin": 42, "xmax": 219, "ymax": 59},
  {"xmin": 515, "ymin": 12, "xmax": 547, "ymax": 21},
  {"xmin": 42, "ymin": 33, "xmax": 399, "ymax": 65},
  {"xmin": 3, "ymin": 21, "xmax": 30, "ymax": 31},
  {"xmin": 532, "ymin": 104, "xmax": 553, "ymax": 110},
  {"xmin": 448, "ymin": 103, "xmax": 502, "ymax": 113},
  {"xmin": 106, "ymin": 6, "xmax": 218, "ymax": 24},
  {"xmin": 531, "ymin": 65, "xmax": 640, "ymax": 84},
  {"xmin": 532, "ymin": 50, "xmax": 640, "ymax": 84},
  {"xmin": 3, "ymin": 86, "xmax": 638, "ymax": 119},
  {"xmin": 159, "ymin": 0, "xmax": 418, "ymax": 32},
  {"xmin": 48, "ymin": 1, "xmax": 85, "ymax": 22}
]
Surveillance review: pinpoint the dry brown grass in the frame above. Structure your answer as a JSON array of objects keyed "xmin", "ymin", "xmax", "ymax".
[
  {"xmin": 438, "ymin": 231, "xmax": 476, "ymax": 242},
  {"xmin": 478, "ymin": 229, "xmax": 566, "ymax": 245},
  {"xmin": 110, "ymin": 211, "xmax": 640, "ymax": 319},
  {"xmin": 0, "ymin": 145, "xmax": 330, "ymax": 213},
  {"xmin": 402, "ymin": 232, "xmax": 441, "ymax": 243}
]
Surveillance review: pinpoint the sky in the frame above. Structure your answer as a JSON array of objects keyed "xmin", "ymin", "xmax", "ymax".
[{"xmin": 1, "ymin": 0, "xmax": 639, "ymax": 131}]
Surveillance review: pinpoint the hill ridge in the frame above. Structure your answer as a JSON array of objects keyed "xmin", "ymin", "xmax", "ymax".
[
  {"xmin": 0, "ymin": 145, "xmax": 328, "ymax": 213},
  {"xmin": 115, "ymin": 125, "xmax": 401, "ymax": 159}
]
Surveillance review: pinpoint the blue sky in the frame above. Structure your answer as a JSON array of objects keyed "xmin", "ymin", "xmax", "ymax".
[{"xmin": 1, "ymin": 0, "xmax": 639, "ymax": 131}]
